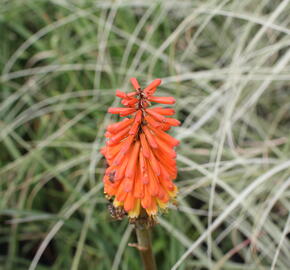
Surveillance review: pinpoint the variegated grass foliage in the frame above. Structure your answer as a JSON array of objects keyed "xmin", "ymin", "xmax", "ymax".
[{"xmin": 1, "ymin": 1, "xmax": 290, "ymax": 269}]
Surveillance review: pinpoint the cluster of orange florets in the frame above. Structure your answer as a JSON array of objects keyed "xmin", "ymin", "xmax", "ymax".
[{"xmin": 101, "ymin": 78, "xmax": 180, "ymax": 218}]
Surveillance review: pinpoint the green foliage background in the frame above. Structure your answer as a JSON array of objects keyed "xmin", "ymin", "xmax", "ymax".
[{"xmin": 1, "ymin": 1, "xmax": 290, "ymax": 269}]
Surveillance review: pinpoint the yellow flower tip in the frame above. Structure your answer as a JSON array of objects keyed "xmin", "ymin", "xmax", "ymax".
[
  {"xmin": 157, "ymin": 199, "xmax": 168, "ymax": 209},
  {"xmin": 146, "ymin": 209, "xmax": 157, "ymax": 216},
  {"xmin": 113, "ymin": 199, "xmax": 123, "ymax": 208},
  {"xmin": 128, "ymin": 199, "xmax": 141, "ymax": 218},
  {"xmin": 145, "ymin": 204, "xmax": 158, "ymax": 216},
  {"xmin": 169, "ymin": 186, "xmax": 178, "ymax": 198},
  {"xmin": 105, "ymin": 194, "xmax": 112, "ymax": 200}
]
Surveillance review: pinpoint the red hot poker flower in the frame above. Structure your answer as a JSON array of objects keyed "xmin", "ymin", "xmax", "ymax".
[{"xmin": 101, "ymin": 78, "xmax": 180, "ymax": 218}]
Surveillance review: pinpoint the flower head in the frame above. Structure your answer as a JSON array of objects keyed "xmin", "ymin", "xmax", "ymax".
[{"xmin": 101, "ymin": 78, "xmax": 180, "ymax": 219}]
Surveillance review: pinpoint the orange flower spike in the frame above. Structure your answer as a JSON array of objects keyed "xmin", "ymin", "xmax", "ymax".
[{"xmin": 102, "ymin": 78, "xmax": 179, "ymax": 219}]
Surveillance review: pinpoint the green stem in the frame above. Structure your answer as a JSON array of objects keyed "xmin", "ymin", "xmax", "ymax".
[{"xmin": 135, "ymin": 226, "xmax": 157, "ymax": 270}]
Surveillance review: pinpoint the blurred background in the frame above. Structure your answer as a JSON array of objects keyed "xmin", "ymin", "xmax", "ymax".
[{"xmin": 1, "ymin": 1, "xmax": 290, "ymax": 269}]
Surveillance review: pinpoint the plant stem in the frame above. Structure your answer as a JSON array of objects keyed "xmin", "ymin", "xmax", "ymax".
[{"xmin": 135, "ymin": 226, "xmax": 157, "ymax": 270}]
